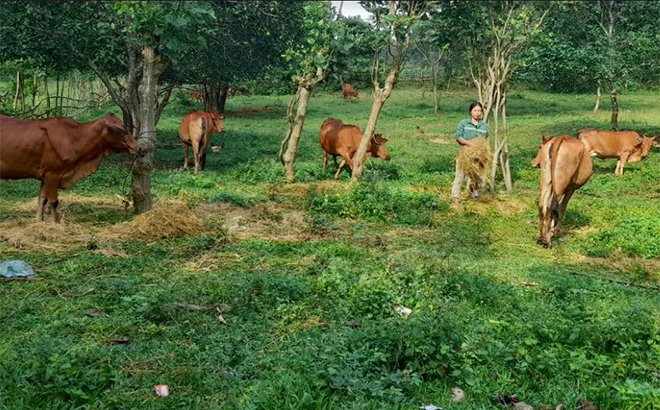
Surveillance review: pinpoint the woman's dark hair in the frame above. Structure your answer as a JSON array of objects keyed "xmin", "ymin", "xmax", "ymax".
[{"xmin": 468, "ymin": 101, "xmax": 483, "ymax": 114}]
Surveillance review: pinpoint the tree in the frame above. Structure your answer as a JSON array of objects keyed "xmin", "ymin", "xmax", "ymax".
[
  {"xmin": 412, "ymin": 18, "xmax": 450, "ymax": 116},
  {"xmin": 451, "ymin": 1, "xmax": 549, "ymax": 193},
  {"xmin": 0, "ymin": 1, "xmax": 215, "ymax": 213},
  {"xmin": 279, "ymin": 2, "xmax": 334, "ymax": 183},
  {"xmin": 350, "ymin": 0, "xmax": 431, "ymax": 182}
]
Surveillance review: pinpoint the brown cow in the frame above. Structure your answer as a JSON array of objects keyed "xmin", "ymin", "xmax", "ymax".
[
  {"xmin": 178, "ymin": 109, "xmax": 225, "ymax": 174},
  {"xmin": 577, "ymin": 128, "xmax": 658, "ymax": 175},
  {"xmin": 319, "ymin": 117, "xmax": 390, "ymax": 180},
  {"xmin": 188, "ymin": 89, "xmax": 202, "ymax": 102},
  {"xmin": 0, "ymin": 113, "xmax": 139, "ymax": 222},
  {"xmin": 342, "ymin": 83, "xmax": 359, "ymax": 100},
  {"xmin": 531, "ymin": 135, "xmax": 592, "ymax": 247}
]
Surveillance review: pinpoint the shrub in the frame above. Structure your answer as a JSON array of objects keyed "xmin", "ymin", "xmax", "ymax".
[{"xmin": 585, "ymin": 215, "xmax": 660, "ymax": 258}]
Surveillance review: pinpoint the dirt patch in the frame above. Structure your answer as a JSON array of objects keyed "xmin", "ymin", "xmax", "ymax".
[{"xmin": 429, "ymin": 138, "xmax": 453, "ymax": 145}]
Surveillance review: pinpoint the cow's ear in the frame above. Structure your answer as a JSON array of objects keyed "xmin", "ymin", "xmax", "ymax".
[
  {"xmin": 107, "ymin": 124, "xmax": 128, "ymax": 135},
  {"xmin": 652, "ymin": 140, "xmax": 660, "ymax": 147}
]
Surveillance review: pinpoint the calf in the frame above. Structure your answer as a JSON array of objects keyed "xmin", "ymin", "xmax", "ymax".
[
  {"xmin": 342, "ymin": 83, "xmax": 359, "ymax": 100},
  {"xmin": 0, "ymin": 113, "xmax": 139, "ymax": 222},
  {"xmin": 178, "ymin": 110, "xmax": 225, "ymax": 174},
  {"xmin": 577, "ymin": 128, "xmax": 658, "ymax": 175},
  {"xmin": 532, "ymin": 135, "xmax": 592, "ymax": 247},
  {"xmin": 319, "ymin": 117, "xmax": 390, "ymax": 180}
]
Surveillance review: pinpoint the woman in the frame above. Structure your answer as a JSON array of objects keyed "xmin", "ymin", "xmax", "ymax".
[{"xmin": 451, "ymin": 101, "xmax": 488, "ymax": 208}]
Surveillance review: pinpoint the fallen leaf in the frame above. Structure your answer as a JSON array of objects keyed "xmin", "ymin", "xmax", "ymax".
[{"xmin": 108, "ymin": 337, "xmax": 130, "ymax": 344}]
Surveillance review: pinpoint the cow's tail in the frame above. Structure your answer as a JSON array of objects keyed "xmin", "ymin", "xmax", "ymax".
[{"xmin": 549, "ymin": 137, "xmax": 564, "ymax": 228}]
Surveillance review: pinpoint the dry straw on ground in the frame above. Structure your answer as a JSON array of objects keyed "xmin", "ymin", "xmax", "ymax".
[
  {"xmin": 456, "ymin": 137, "xmax": 492, "ymax": 183},
  {"xmin": 110, "ymin": 201, "xmax": 205, "ymax": 241}
]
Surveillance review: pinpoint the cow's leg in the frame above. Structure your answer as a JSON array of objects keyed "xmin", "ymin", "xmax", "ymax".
[
  {"xmin": 537, "ymin": 186, "xmax": 553, "ymax": 246},
  {"xmin": 617, "ymin": 152, "xmax": 630, "ymax": 175},
  {"xmin": 555, "ymin": 189, "xmax": 575, "ymax": 237},
  {"xmin": 333, "ymin": 155, "xmax": 339, "ymax": 167},
  {"xmin": 200, "ymin": 137, "xmax": 209, "ymax": 171},
  {"xmin": 334, "ymin": 160, "xmax": 347, "ymax": 180},
  {"xmin": 183, "ymin": 144, "xmax": 189, "ymax": 169},
  {"xmin": 192, "ymin": 140, "xmax": 201, "ymax": 175},
  {"xmin": 322, "ymin": 150, "xmax": 328, "ymax": 170},
  {"xmin": 36, "ymin": 181, "xmax": 48, "ymax": 221},
  {"xmin": 43, "ymin": 177, "xmax": 60, "ymax": 223}
]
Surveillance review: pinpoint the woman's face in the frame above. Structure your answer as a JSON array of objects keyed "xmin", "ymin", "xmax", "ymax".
[{"xmin": 470, "ymin": 105, "xmax": 483, "ymax": 119}]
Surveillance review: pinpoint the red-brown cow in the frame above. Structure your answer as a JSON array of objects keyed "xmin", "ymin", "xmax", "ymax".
[
  {"xmin": 342, "ymin": 83, "xmax": 359, "ymax": 100},
  {"xmin": 0, "ymin": 113, "xmax": 139, "ymax": 222},
  {"xmin": 178, "ymin": 110, "xmax": 225, "ymax": 174},
  {"xmin": 188, "ymin": 89, "xmax": 202, "ymax": 102},
  {"xmin": 319, "ymin": 117, "xmax": 390, "ymax": 180},
  {"xmin": 577, "ymin": 128, "xmax": 659, "ymax": 175},
  {"xmin": 531, "ymin": 135, "xmax": 592, "ymax": 247}
]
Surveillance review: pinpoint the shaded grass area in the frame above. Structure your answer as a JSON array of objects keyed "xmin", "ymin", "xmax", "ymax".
[{"xmin": 1, "ymin": 86, "xmax": 660, "ymax": 409}]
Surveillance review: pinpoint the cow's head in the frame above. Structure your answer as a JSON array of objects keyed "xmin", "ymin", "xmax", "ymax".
[
  {"xmin": 531, "ymin": 135, "xmax": 553, "ymax": 168},
  {"xmin": 210, "ymin": 110, "xmax": 225, "ymax": 133},
  {"xmin": 369, "ymin": 134, "xmax": 390, "ymax": 161},
  {"xmin": 637, "ymin": 137, "xmax": 659, "ymax": 160},
  {"xmin": 102, "ymin": 113, "xmax": 139, "ymax": 155}
]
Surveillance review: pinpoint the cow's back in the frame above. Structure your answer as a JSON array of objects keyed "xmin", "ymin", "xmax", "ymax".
[
  {"xmin": 578, "ymin": 129, "xmax": 642, "ymax": 158},
  {"xmin": 319, "ymin": 118, "xmax": 362, "ymax": 157},
  {"xmin": 0, "ymin": 115, "xmax": 52, "ymax": 179}
]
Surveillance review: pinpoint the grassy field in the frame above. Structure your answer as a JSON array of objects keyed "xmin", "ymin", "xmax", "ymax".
[{"xmin": 1, "ymin": 85, "xmax": 659, "ymax": 410}]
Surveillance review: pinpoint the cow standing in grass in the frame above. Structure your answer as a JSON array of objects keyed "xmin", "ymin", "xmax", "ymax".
[
  {"xmin": 0, "ymin": 113, "xmax": 139, "ymax": 222},
  {"xmin": 319, "ymin": 117, "xmax": 390, "ymax": 180},
  {"xmin": 532, "ymin": 135, "xmax": 592, "ymax": 247},
  {"xmin": 178, "ymin": 110, "xmax": 225, "ymax": 174},
  {"xmin": 342, "ymin": 83, "xmax": 358, "ymax": 101},
  {"xmin": 577, "ymin": 128, "xmax": 659, "ymax": 175}
]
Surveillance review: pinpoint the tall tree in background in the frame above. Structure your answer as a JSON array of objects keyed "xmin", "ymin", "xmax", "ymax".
[
  {"xmin": 279, "ymin": 2, "xmax": 334, "ymax": 183},
  {"xmin": 350, "ymin": 0, "xmax": 431, "ymax": 182},
  {"xmin": 413, "ymin": 18, "xmax": 450, "ymax": 116},
  {"xmin": 452, "ymin": 1, "xmax": 549, "ymax": 193}
]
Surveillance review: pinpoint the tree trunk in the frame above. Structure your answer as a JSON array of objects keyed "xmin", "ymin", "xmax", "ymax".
[
  {"xmin": 351, "ymin": 63, "xmax": 398, "ymax": 182},
  {"xmin": 131, "ymin": 46, "xmax": 168, "ymax": 214},
  {"xmin": 12, "ymin": 71, "xmax": 20, "ymax": 111},
  {"xmin": 432, "ymin": 65, "xmax": 439, "ymax": 116},
  {"xmin": 593, "ymin": 86, "xmax": 601, "ymax": 112},
  {"xmin": 44, "ymin": 75, "xmax": 50, "ymax": 111},
  {"xmin": 610, "ymin": 87, "xmax": 618, "ymax": 130},
  {"xmin": 501, "ymin": 93, "xmax": 512, "ymax": 192},
  {"xmin": 280, "ymin": 86, "xmax": 311, "ymax": 183},
  {"xmin": 218, "ymin": 85, "xmax": 229, "ymax": 113},
  {"xmin": 55, "ymin": 73, "xmax": 61, "ymax": 116}
]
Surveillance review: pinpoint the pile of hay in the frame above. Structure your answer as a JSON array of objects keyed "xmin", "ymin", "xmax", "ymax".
[
  {"xmin": 0, "ymin": 218, "xmax": 97, "ymax": 253},
  {"xmin": 456, "ymin": 137, "xmax": 493, "ymax": 182},
  {"xmin": 111, "ymin": 201, "xmax": 204, "ymax": 241}
]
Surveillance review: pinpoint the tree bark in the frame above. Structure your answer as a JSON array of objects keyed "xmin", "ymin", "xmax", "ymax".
[
  {"xmin": 12, "ymin": 71, "xmax": 20, "ymax": 111},
  {"xmin": 351, "ymin": 62, "xmax": 398, "ymax": 182},
  {"xmin": 131, "ymin": 45, "xmax": 168, "ymax": 214},
  {"xmin": 593, "ymin": 85, "xmax": 601, "ymax": 112},
  {"xmin": 432, "ymin": 65, "xmax": 439, "ymax": 116},
  {"xmin": 280, "ymin": 86, "xmax": 310, "ymax": 183},
  {"xmin": 217, "ymin": 85, "xmax": 229, "ymax": 114},
  {"xmin": 44, "ymin": 75, "xmax": 50, "ymax": 111},
  {"xmin": 279, "ymin": 67, "xmax": 324, "ymax": 183},
  {"xmin": 610, "ymin": 87, "xmax": 618, "ymax": 130}
]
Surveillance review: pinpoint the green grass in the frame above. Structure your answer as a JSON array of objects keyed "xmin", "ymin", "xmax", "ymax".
[{"xmin": 1, "ymin": 85, "xmax": 660, "ymax": 409}]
